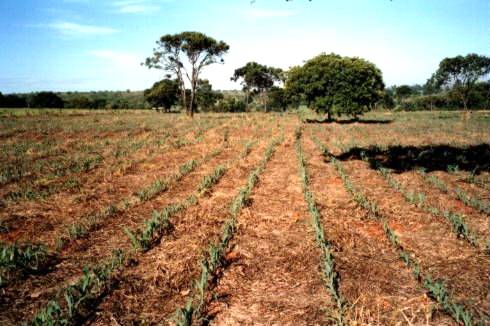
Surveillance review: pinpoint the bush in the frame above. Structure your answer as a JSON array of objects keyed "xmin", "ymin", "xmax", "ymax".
[{"xmin": 213, "ymin": 97, "xmax": 246, "ymax": 112}]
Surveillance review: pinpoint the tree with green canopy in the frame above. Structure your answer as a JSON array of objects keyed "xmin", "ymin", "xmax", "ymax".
[
  {"xmin": 0, "ymin": 93, "xmax": 27, "ymax": 108},
  {"xmin": 144, "ymin": 79, "xmax": 179, "ymax": 112},
  {"xmin": 432, "ymin": 53, "xmax": 490, "ymax": 111},
  {"xmin": 231, "ymin": 62, "xmax": 283, "ymax": 111},
  {"xmin": 285, "ymin": 53, "xmax": 384, "ymax": 120},
  {"xmin": 196, "ymin": 79, "xmax": 223, "ymax": 111},
  {"xmin": 267, "ymin": 86, "xmax": 288, "ymax": 111},
  {"xmin": 30, "ymin": 92, "xmax": 64, "ymax": 108},
  {"xmin": 144, "ymin": 31, "xmax": 229, "ymax": 117},
  {"xmin": 394, "ymin": 85, "xmax": 414, "ymax": 101}
]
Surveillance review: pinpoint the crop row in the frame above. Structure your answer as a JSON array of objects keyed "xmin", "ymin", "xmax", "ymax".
[
  {"xmin": 353, "ymin": 149, "xmax": 480, "ymax": 247},
  {"xmin": 0, "ymin": 119, "xmax": 225, "ymax": 232},
  {"xmin": 0, "ymin": 118, "xmax": 222, "ymax": 207},
  {"xmin": 294, "ymin": 128, "xmax": 344, "ymax": 325},
  {"xmin": 24, "ymin": 138, "xmax": 259, "ymax": 325},
  {"xmin": 0, "ymin": 139, "xmax": 227, "ymax": 288},
  {"xmin": 311, "ymin": 135, "xmax": 474, "ymax": 326},
  {"xmin": 419, "ymin": 170, "xmax": 490, "ymax": 216},
  {"xmin": 173, "ymin": 135, "xmax": 284, "ymax": 325}
]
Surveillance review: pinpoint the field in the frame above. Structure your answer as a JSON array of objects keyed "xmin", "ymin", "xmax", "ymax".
[{"xmin": 0, "ymin": 110, "xmax": 489, "ymax": 325}]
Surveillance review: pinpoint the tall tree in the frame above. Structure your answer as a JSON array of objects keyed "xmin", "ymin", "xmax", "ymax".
[
  {"xmin": 285, "ymin": 53, "xmax": 384, "ymax": 120},
  {"xmin": 231, "ymin": 62, "xmax": 282, "ymax": 111},
  {"xmin": 144, "ymin": 79, "xmax": 179, "ymax": 112},
  {"xmin": 144, "ymin": 31, "xmax": 229, "ymax": 117},
  {"xmin": 432, "ymin": 53, "xmax": 490, "ymax": 111}
]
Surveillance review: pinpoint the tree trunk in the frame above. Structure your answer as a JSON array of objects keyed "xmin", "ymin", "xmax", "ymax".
[
  {"xmin": 188, "ymin": 89, "xmax": 194, "ymax": 118},
  {"xmin": 263, "ymin": 90, "xmax": 268, "ymax": 112},
  {"xmin": 462, "ymin": 97, "xmax": 468, "ymax": 111},
  {"xmin": 461, "ymin": 96, "xmax": 469, "ymax": 121},
  {"xmin": 245, "ymin": 89, "xmax": 250, "ymax": 111}
]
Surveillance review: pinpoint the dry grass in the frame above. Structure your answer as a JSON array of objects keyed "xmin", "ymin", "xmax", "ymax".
[{"xmin": 0, "ymin": 111, "xmax": 489, "ymax": 325}]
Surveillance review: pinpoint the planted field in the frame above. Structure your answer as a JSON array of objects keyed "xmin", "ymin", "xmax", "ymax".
[{"xmin": 0, "ymin": 110, "xmax": 489, "ymax": 325}]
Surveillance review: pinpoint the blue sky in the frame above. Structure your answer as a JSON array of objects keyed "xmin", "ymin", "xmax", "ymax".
[{"xmin": 0, "ymin": 0, "xmax": 489, "ymax": 93}]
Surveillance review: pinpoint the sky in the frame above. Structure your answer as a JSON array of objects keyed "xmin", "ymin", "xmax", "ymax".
[{"xmin": 0, "ymin": 0, "xmax": 489, "ymax": 93}]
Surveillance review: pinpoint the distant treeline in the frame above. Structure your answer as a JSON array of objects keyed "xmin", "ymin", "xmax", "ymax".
[
  {"xmin": 382, "ymin": 81, "xmax": 490, "ymax": 111},
  {"xmin": 1, "ymin": 82, "xmax": 489, "ymax": 112},
  {"xmin": 0, "ymin": 88, "xmax": 251, "ymax": 112},
  {"xmin": 0, "ymin": 90, "xmax": 148, "ymax": 109}
]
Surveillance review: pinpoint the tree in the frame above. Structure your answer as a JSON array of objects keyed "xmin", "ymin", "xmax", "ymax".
[
  {"xmin": 432, "ymin": 53, "xmax": 490, "ymax": 111},
  {"xmin": 377, "ymin": 90, "xmax": 395, "ymax": 109},
  {"xmin": 214, "ymin": 97, "xmax": 246, "ymax": 113},
  {"xmin": 144, "ymin": 79, "xmax": 179, "ymax": 112},
  {"xmin": 144, "ymin": 31, "xmax": 229, "ymax": 117},
  {"xmin": 0, "ymin": 93, "xmax": 27, "ymax": 108},
  {"xmin": 268, "ymin": 86, "xmax": 288, "ymax": 111},
  {"xmin": 423, "ymin": 75, "xmax": 440, "ymax": 111},
  {"xmin": 285, "ymin": 53, "xmax": 384, "ymax": 120},
  {"xmin": 231, "ymin": 62, "xmax": 282, "ymax": 111},
  {"xmin": 30, "ymin": 92, "xmax": 64, "ymax": 108},
  {"xmin": 196, "ymin": 79, "xmax": 223, "ymax": 111},
  {"xmin": 394, "ymin": 85, "xmax": 414, "ymax": 100}
]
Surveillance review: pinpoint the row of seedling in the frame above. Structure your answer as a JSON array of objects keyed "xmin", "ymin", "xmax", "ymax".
[
  {"xmin": 0, "ymin": 144, "xmax": 226, "ymax": 288},
  {"xmin": 1, "ymin": 117, "xmax": 207, "ymax": 202},
  {"xmin": 27, "ymin": 249, "xmax": 126, "ymax": 325},
  {"xmin": 311, "ymin": 135, "xmax": 474, "ymax": 326},
  {"xmin": 57, "ymin": 145, "xmax": 225, "ymax": 248},
  {"xmin": 353, "ymin": 149, "xmax": 479, "ymax": 246},
  {"xmin": 419, "ymin": 170, "xmax": 490, "ymax": 216},
  {"xmin": 295, "ymin": 128, "xmax": 344, "ymax": 325},
  {"xmin": 0, "ymin": 242, "xmax": 55, "ymax": 288},
  {"xmin": 124, "ymin": 137, "xmax": 260, "ymax": 253},
  {"xmin": 174, "ymin": 136, "xmax": 283, "ymax": 325},
  {"xmin": 26, "ymin": 138, "xmax": 256, "ymax": 325}
]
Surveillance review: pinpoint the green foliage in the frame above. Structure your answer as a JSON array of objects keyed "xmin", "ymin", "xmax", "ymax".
[
  {"xmin": 286, "ymin": 53, "xmax": 384, "ymax": 119},
  {"xmin": 196, "ymin": 79, "xmax": 223, "ymax": 111},
  {"xmin": 432, "ymin": 53, "xmax": 490, "ymax": 110},
  {"xmin": 144, "ymin": 31, "xmax": 230, "ymax": 117},
  {"xmin": 137, "ymin": 179, "xmax": 169, "ymax": 202},
  {"xmin": 144, "ymin": 79, "xmax": 179, "ymax": 111},
  {"xmin": 213, "ymin": 97, "xmax": 246, "ymax": 113},
  {"xmin": 28, "ymin": 250, "xmax": 125, "ymax": 325},
  {"xmin": 125, "ymin": 197, "xmax": 196, "ymax": 251},
  {"xmin": 0, "ymin": 242, "xmax": 52, "ymax": 286},
  {"xmin": 30, "ymin": 92, "xmax": 64, "ymax": 108},
  {"xmin": 423, "ymin": 278, "xmax": 473, "ymax": 326},
  {"xmin": 396, "ymin": 82, "xmax": 490, "ymax": 111},
  {"xmin": 174, "ymin": 136, "xmax": 283, "ymax": 324},
  {"xmin": 231, "ymin": 62, "xmax": 283, "ymax": 111},
  {"xmin": 62, "ymin": 90, "xmax": 147, "ymax": 109},
  {"xmin": 0, "ymin": 93, "xmax": 27, "ymax": 108},
  {"xmin": 295, "ymin": 128, "xmax": 344, "ymax": 324},
  {"xmin": 231, "ymin": 62, "xmax": 283, "ymax": 93},
  {"xmin": 311, "ymin": 135, "xmax": 474, "ymax": 325},
  {"xmin": 267, "ymin": 86, "xmax": 288, "ymax": 111},
  {"xmin": 197, "ymin": 165, "xmax": 227, "ymax": 195}
]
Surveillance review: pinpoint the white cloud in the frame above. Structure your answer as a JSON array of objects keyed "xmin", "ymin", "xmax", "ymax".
[
  {"xmin": 48, "ymin": 21, "xmax": 117, "ymax": 36},
  {"xmin": 113, "ymin": 0, "xmax": 161, "ymax": 14}
]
